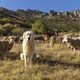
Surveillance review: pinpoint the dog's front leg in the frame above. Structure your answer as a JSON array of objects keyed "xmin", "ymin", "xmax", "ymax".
[
  {"xmin": 24, "ymin": 55, "xmax": 27, "ymax": 67},
  {"xmin": 20, "ymin": 53, "xmax": 24, "ymax": 60}
]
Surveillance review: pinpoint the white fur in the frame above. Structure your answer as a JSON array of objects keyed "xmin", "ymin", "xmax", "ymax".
[{"xmin": 20, "ymin": 31, "xmax": 35, "ymax": 66}]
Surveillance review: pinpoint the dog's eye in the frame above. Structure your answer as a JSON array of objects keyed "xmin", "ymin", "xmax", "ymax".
[{"xmin": 29, "ymin": 34, "xmax": 31, "ymax": 36}]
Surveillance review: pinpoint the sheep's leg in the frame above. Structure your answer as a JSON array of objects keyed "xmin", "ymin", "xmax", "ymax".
[
  {"xmin": 3, "ymin": 52, "xmax": 7, "ymax": 60},
  {"xmin": 51, "ymin": 42, "xmax": 55, "ymax": 48}
]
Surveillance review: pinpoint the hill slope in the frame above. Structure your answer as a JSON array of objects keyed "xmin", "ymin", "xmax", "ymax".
[{"xmin": 0, "ymin": 7, "xmax": 80, "ymax": 32}]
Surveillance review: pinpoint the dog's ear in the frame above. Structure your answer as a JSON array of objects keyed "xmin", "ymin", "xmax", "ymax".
[
  {"xmin": 23, "ymin": 35, "xmax": 25, "ymax": 39},
  {"xmin": 23, "ymin": 32, "xmax": 26, "ymax": 39}
]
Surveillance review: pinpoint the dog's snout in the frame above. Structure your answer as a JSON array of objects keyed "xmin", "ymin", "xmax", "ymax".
[
  {"xmin": 28, "ymin": 37, "xmax": 30, "ymax": 40},
  {"xmin": 62, "ymin": 42, "xmax": 66, "ymax": 44}
]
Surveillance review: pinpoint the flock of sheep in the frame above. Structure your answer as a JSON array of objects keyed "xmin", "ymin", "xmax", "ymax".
[
  {"xmin": 0, "ymin": 31, "xmax": 80, "ymax": 66},
  {"xmin": 62, "ymin": 34, "xmax": 80, "ymax": 52},
  {"xmin": 50, "ymin": 34, "xmax": 80, "ymax": 52}
]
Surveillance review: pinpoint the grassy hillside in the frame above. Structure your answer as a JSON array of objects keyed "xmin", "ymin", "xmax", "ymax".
[
  {"xmin": 0, "ymin": 7, "xmax": 80, "ymax": 33},
  {"xmin": 0, "ymin": 7, "xmax": 80, "ymax": 80},
  {"xmin": 0, "ymin": 43, "xmax": 80, "ymax": 80}
]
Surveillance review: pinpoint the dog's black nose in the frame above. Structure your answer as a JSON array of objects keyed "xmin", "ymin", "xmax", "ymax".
[{"xmin": 28, "ymin": 37, "xmax": 30, "ymax": 40}]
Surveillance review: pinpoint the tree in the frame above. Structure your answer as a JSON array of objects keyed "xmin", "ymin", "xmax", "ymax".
[
  {"xmin": 42, "ymin": 19, "xmax": 57, "ymax": 42},
  {"xmin": 32, "ymin": 19, "xmax": 57, "ymax": 42},
  {"xmin": 32, "ymin": 20, "xmax": 45, "ymax": 34}
]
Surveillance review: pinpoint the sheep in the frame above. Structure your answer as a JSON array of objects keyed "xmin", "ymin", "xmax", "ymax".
[
  {"xmin": 0, "ymin": 37, "xmax": 14, "ymax": 53},
  {"xmin": 49, "ymin": 36, "xmax": 63, "ymax": 48},
  {"xmin": 35, "ymin": 35, "xmax": 45, "ymax": 43},
  {"xmin": 8, "ymin": 35, "xmax": 23, "ymax": 44},
  {"xmin": 62, "ymin": 36, "xmax": 80, "ymax": 52},
  {"xmin": 0, "ymin": 36, "xmax": 8, "ymax": 40},
  {"xmin": 49, "ymin": 36, "xmax": 57, "ymax": 48},
  {"xmin": 19, "ymin": 36, "xmax": 23, "ymax": 42},
  {"xmin": 13, "ymin": 36, "xmax": 22, "ymax": 43},
  {"xmin": 20, "ymin": 31, "xmax": 35, "ymax": 66}
]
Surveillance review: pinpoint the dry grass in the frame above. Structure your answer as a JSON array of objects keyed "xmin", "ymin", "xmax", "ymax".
[{"xmin": 0, "ymin": 42, "xmax": 80, "ymax": 80}]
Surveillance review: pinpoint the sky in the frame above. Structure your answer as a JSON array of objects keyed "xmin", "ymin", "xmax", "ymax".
[{"xmin": 0, "ymin": 0, "xmax": 80, "ymax": 12}]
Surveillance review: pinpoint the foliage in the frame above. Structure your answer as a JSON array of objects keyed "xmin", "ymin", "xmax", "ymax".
[
  {"xmin": 0, "ymin": 25, "xmax": 5, "ymax": 35},
  {"xmin": 0, "ymin": 7, "xmax": 80, "ymax": 36},
  {"xmin": 2, "ymin": 18, "xmax": 11, "ymax": 22},
  {"xmin": 12, "ymin": 27, "xmax": 26, "ymax": 35},
  {"xmin": 2, "ymin": 23, "xmax": 16, "ymax": 35},
  {"xmin": 32, "ymin": 20, "xmax": 45, "ymax": 34}
]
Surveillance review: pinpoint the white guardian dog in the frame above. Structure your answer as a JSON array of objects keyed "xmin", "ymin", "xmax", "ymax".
[{"xmin": 20, "ymin": 31, "xmax": 35, "ymax": 66}]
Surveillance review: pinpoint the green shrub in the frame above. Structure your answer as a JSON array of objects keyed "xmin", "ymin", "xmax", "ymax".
[
  {"xmin": 0, "ymin": 25, "xmax": 5, "ymax": 35},
  {"xmin": 32, "ymin": 20, "xmax": 45, "ymax": 34},
  {"xmin": 12, "ymin": 27, "xmax": 26, "ymax": 35}
]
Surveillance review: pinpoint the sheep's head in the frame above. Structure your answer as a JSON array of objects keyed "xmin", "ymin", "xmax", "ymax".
[
  {"xmin": 62, "ymin": 36, "xmax": 69, "ymax": 43},
  {"xmin": 23, "ymin": 31, "xmax": 35, "ymax": 43},
  {"xmin": 8, "ymin": 36, "xmax": 15, "ymax": 44}
]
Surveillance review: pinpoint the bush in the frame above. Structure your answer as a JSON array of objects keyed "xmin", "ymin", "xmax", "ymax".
[
  {"xmin": 0, "ymin": 25, "xmax": 5, "ymax": 35},
  {"xmin": 2, "ymin": 23, "xmax": 16, "ymax": 35},
  {"xmin": 12, "ymin": 27, "xmax": 26, "ymax": 35},
  {"xmin": 32, "ymin": 20, "xmax": 45, "ymax": 34}
]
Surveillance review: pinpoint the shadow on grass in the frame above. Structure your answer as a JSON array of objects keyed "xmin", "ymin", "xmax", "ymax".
[
  {"xmin": 0, "ymin": 52, "xmax": 80, "ymax": 68},
  {"xmin": 0, "ymin": 52, "xmax": 20, "ymax": 60},
  {"xmin": 33, "ymin": 54, "xmax": 80, "ymax": 68}
]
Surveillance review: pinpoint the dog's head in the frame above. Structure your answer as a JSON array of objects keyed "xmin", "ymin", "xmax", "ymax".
[{"xmin": 23, "ymin": 31, "xmax": 35, "ymax": 42}]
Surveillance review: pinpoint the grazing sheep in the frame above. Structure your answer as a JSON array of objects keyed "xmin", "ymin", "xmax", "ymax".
[
  {"xmin": 13, "ymin": 36, "xmax": 22, "ymax": 43},
  {"xmin": 62, "ymin": 36, "xmax": 80, "ymax": 52},
  {"xmin": 0, "ymin": 36, "xmax": 9, "ymax": 40},
  {"xmin": 20, "ymin": 31, "xmax": 35, "ymax": 66},
  {"xmin": 0, "ymin": 38, "xmax": 14, "ymax": 53},
  {"xmin": 49, "ymin": 36, "xmax": 57, "ymax": 48},
  {"xmin": 7, "ymin": 35, "xmax": 23, "ymax": 44},
  {"xmin": 19, "ymin": 36, "xmax": 23, "ymax": 42},
  {"xmin": 50, "ymin": 36, "xmax": 63, "ymax": 48},
  {"xmin": 35, "ymin": 35, "xmax": 45, "ymax": 43}
]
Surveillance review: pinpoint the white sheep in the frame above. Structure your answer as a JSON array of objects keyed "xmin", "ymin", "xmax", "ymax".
[
  {"xmin": 20, "ymin": 31, "xmax": 35, "ymax": 66},
  {"xmin": 62, "ymin": 36, "xmax": 80, "ymax": 52}
]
